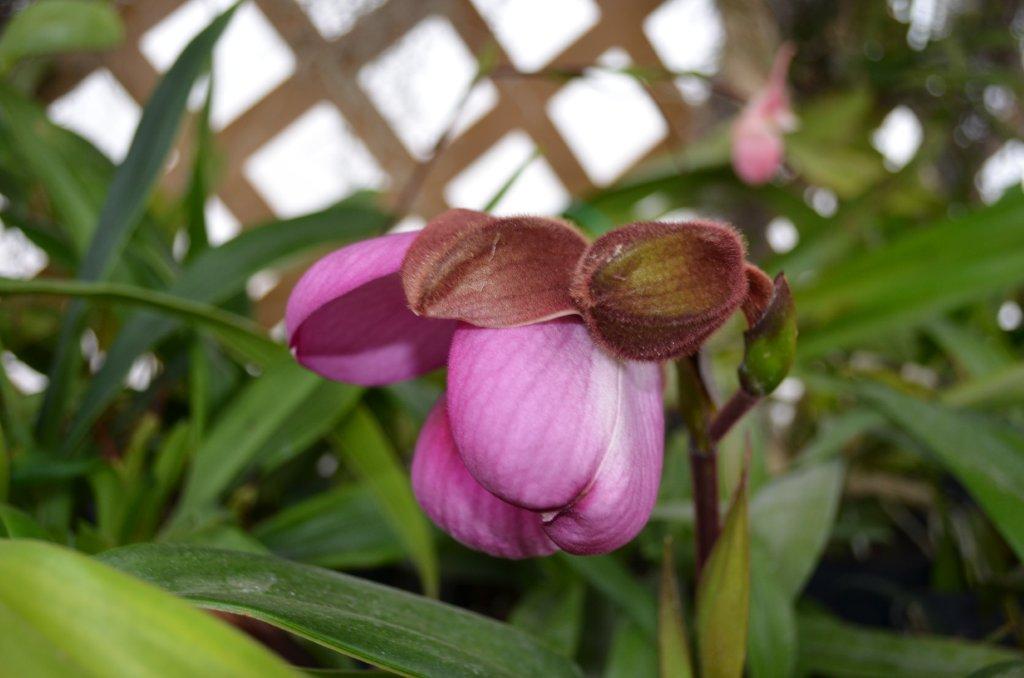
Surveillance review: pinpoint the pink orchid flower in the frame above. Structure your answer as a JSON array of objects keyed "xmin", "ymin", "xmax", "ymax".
[
  {"xmin": 731, "ymin": 44, "xmax": 798, "ymax": 185},
  {"xmin": 287, "ymin": 209, "xmax": 764, "ymax": 558}
]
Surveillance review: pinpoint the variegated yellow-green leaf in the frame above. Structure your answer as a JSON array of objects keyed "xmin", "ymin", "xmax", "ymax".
[{"xmin": 0, "ymin": 540, "xmax": 298, "ymax": 677}]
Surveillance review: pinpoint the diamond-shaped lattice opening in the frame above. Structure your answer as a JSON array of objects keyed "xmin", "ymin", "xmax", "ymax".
[
  {"xmin": 295, "ymin": 0, "xmax": 387, "ymax": 40},
  {"xmin": 247, "ymin": 270, "xmax": 281, "ymax": 302},
  {"xmin": 0, "ymin": 205, "xmax": 48, "ymax": 279},
  {"xmin": 391, "ymin": 215, "xmax": 426, "ymax": 234},
  {"xmin": 244, "ymin": 102, "xmax": 387, "ymax": 218},
  {"xmin": 445, "ymin": 130, "xmax": 569, "ymax": 216},
  {"xmin": 471, "ymin": 0, "xmax": 599, "ymax": 72},
  {"xmin": 140, "ymin": 0, "xmax": 295, "ymax": 129},
  {"xmin": 1, "ymin": 351, "xmax": 47, "ymax": 395},
  {"xmin": 358, "ymin": 16, "xmax": 498, "ymax": 159},
  {"xmin": 871, "ymin": 105, "xmax": 922, "ymax": 171},
  {"xmin": 547, "ymin": 49, "xmax": 667, "ymax": 186},
  {"xmin": 126, "ymin": 353, "xmax": 161, "ymax": 392},
  {"xmin": 976, "ymin": 140, "xmax": 1024, "ymax": 204},
  {"xmin": 47, "ymin": 68, "xmax": 140, "ymax": 161},
  {"xmin": 998, "ymin": 301, "xmax": 1023, "ymax": 332},
  {"xmin": 205, "ymin": 195, "xmax": 241, "ymax": 245},
  {"xmin": 766, "ymin": 216, "xmax": 799, "ymax": 254},
  {"xmin": 643, "ymin": 0, "xmax": 723, "ymax": 104}
]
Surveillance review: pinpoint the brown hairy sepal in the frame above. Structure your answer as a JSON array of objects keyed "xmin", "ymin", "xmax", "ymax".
[
  {"xmin": 401, "ymin": 209, "xmax": 589, "ymax": 327},
  {"xmin": 570, "ymin": 221, "xmax": 748, "ymax": 361},
  {"xmin": 741, "ymin": 263, "xmax": 774, "ymax": 326}
]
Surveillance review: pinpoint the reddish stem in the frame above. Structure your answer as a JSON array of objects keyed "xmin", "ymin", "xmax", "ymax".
[
  {"xmin": 675, "ymin": 357, "xmax": 720, "ymax": 580},
  {"xmin": 708, "ymin": 389, "xmax": 760, "ymax": 444},
  {"xmin": 689, "ymin": 445, "xmax": 720, "ymax": 578},
  {"xmin": 677, "ymin": 359, "xmax": 763, "ymax": 579}
]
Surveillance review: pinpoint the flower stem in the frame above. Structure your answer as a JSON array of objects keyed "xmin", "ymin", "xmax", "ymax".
[
  {"xmin": 708, "ymin": 389, "xmax": 760, "ymax": 444},
  {"xmin": 688, "ymin": 445, "xmax": 719, "ymax": 578},
  {"xmin": 674, "ymin": 356, "xmax": 719, "ymax": 579}
]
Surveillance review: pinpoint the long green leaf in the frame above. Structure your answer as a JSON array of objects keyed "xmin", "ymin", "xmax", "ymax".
[
  {"xmin": 0, "ymin": 277, "xmax": 282, "ymax": 364},
  {"xmin": 37, "ymin": 2, "xmax": 240, "ymax": 445},
  {"xmin": 858, "ymin": 380, "xmax": 1024, "ymax": 561},
  {"xmin": 0, "ymin": 84, "xmax": 99, "ymax": 250},
  {"xmin": 797, "ymin": 611, "xmax": 1023, "ymax": 677},
  {"xmin": 0, "ymin": 540, "xmax": 297, "ymax": 677},
  {"xmin": 942, "ymin": 363, "xmax": 1024, "ymax": 409},
  {"xmin": 0, "ymin": 504, "xmax": 49, "ymax": 539},
  {"xmin": 750, "ymin": 460, "xmax": 845, "ymax": 597},
  {"xmin": 252, "ymin": 485, "xmax": 404, "ymax": 570},
  {"xmin": 696, "ymin": 477, "xmax": 750, "ymax": 678},
  {"xmin": 798, "ymin": 190, "xmax": 1024, "ymax": 356},
  {"xmin": 0, "ymin": 0, "xmax": 123, "ymax": 70},
  {"xmin": 101, "ymin": 544, "xmax": 581, "ymax": 677},
  {"xmin": 658, "ymin": 540, "xmax": 693, "ymax": 678},
  {"xmin": 171, "ymin": 360, "xmax": 321, "ymax": 526},
  {"xmin": 510, "ymin": 574, "xmax": 586, "ymax": 658},
  {"xmin": 967, "ymin": 661, "xmax": 1024, "ymax": 678},
  {"xmin": 255, "ymin": 380, "xmax": 362, "ymax": 473},
  {"xmin": 184, "ymin": 73, "xmax": 216, "ymax": 260},
  {"xmin": 605, "ymin": 620, "xmax": 658, "ymax": 678},
  {"xmin": 77, "ymin": 4, "xmax": 236, "ymax": 284},
  {"xmin": 0, "ymin": 427, "xmax": 7, "ymax": 503},
  {"xmin": 926, "ymin": 319, "xmax": 1015, "ymax": 380},
  {"xmin": 62, "ymin": 193, "xmax": 390, "ymax": 454},
  {"xmin": 331, "ymin": 406, "xmax": 438, "ymax": 597},
  {"xmin": 0, "ymin": 338, "xmax": 34, "ymax": 455},
  {"xmin": 560, "ymin": 553, "xmax": 657, "ymax": 637},
  {"xmin": 797, "ymin": 410, "xmax": 882, "ymax": 465},
  {"xmin": 747, "ymin": 547, "xmax": 796, "ymax": 678}
]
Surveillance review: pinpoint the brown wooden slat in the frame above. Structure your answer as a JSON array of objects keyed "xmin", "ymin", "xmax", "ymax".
[{"xmin": 36, "ymin": 0, "xmax": 710, "ymax": 325}]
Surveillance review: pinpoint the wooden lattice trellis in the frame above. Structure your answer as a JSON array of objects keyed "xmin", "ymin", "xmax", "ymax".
[{"xmin": 41, "ymin": 0, "xmax": 708, "ymax": 326}]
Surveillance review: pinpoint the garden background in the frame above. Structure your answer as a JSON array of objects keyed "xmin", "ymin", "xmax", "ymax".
[{"xmin": 2, "ymin": 0, "xmax": 1024, "ymax": 676}]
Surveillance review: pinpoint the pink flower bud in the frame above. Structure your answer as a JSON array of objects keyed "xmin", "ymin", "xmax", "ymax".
[{"xmin": 731, "ymin": 44, "xmax": 797, "ymax": 185}]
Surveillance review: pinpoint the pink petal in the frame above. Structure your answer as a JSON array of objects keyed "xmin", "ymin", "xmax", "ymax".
[
  {"xmin": 541, "ymin": 365, "xmax": 665, "ymax": 554},
  {"xmin": 759, "ymin": 43, "xmax": 796, "ymax": 124},
  {"xmin": 731, "ymin": 119, "xmax": 784, "ymax": 185},
  {"xmin": 731, "ymin": 44, "xmax": 797, "ymax": 186},
  {"xmin": 411, "ymin": 397, "xmax": 557, "ymax": 559},
  {"xmin": 447, "ymin": 318, "xmax": 664, "ymax": 513},
  {"xmin": 286, "ymin": 233, "xmax": 457, "ymax": 386}
]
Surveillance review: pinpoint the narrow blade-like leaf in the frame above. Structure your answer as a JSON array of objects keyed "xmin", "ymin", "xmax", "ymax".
[
  {"xmin": 750, "ymin": 460, "xmax": 845, "ymax": 597},
  {"xmin": 0, "ymin": 0, "xmax": 123, "ymax": 68},
  {"xmin": 0, "ymin": 277, "xmax": 283, "ymax": 364},
  {"xmin": 797, "ymin": 611, "xmax": 1023, "ymax": 677},
  {"xmin": 100, "ymin": 544, "xmax": 581, "ymax": 678},
  {"xmin": 858, "ymin": 380, "xmax": 1024, "ymax": 561},
  {"xmin": 0, "ymin": 540, "xmax": 297, "ymax": 677},
  {"xmin": 747, "ymin": 547, "xmax": 796, "ymax": 678},
  {"xmin": 696, "ymin": 475, "xmax": 750, "ymax": 678},
  {"xmin": 561, "ymin": 553, "xmax": 658, "ymax": 637},
  {"xmin": 170, "ymin": 360, "xmax": 321, "ymax": 527},
  {"xmin": 62, "ymin": 193, "xmax": 389, "ymax": 454},
  {"xmin": 331, "ymin": 406, "xmax": 438, "ymax": 597},
  {"xmin": 36, "ymin": 2, "xmax": 240, "ymax": 444},
  {"xmin": 658, "ymin": 539, "xmax": 694, "ymax": 678}
]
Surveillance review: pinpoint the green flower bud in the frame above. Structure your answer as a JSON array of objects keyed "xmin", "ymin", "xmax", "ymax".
[{"xmin": 738, "ymin": 272, "xmax": 796, "ymax": 396}]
